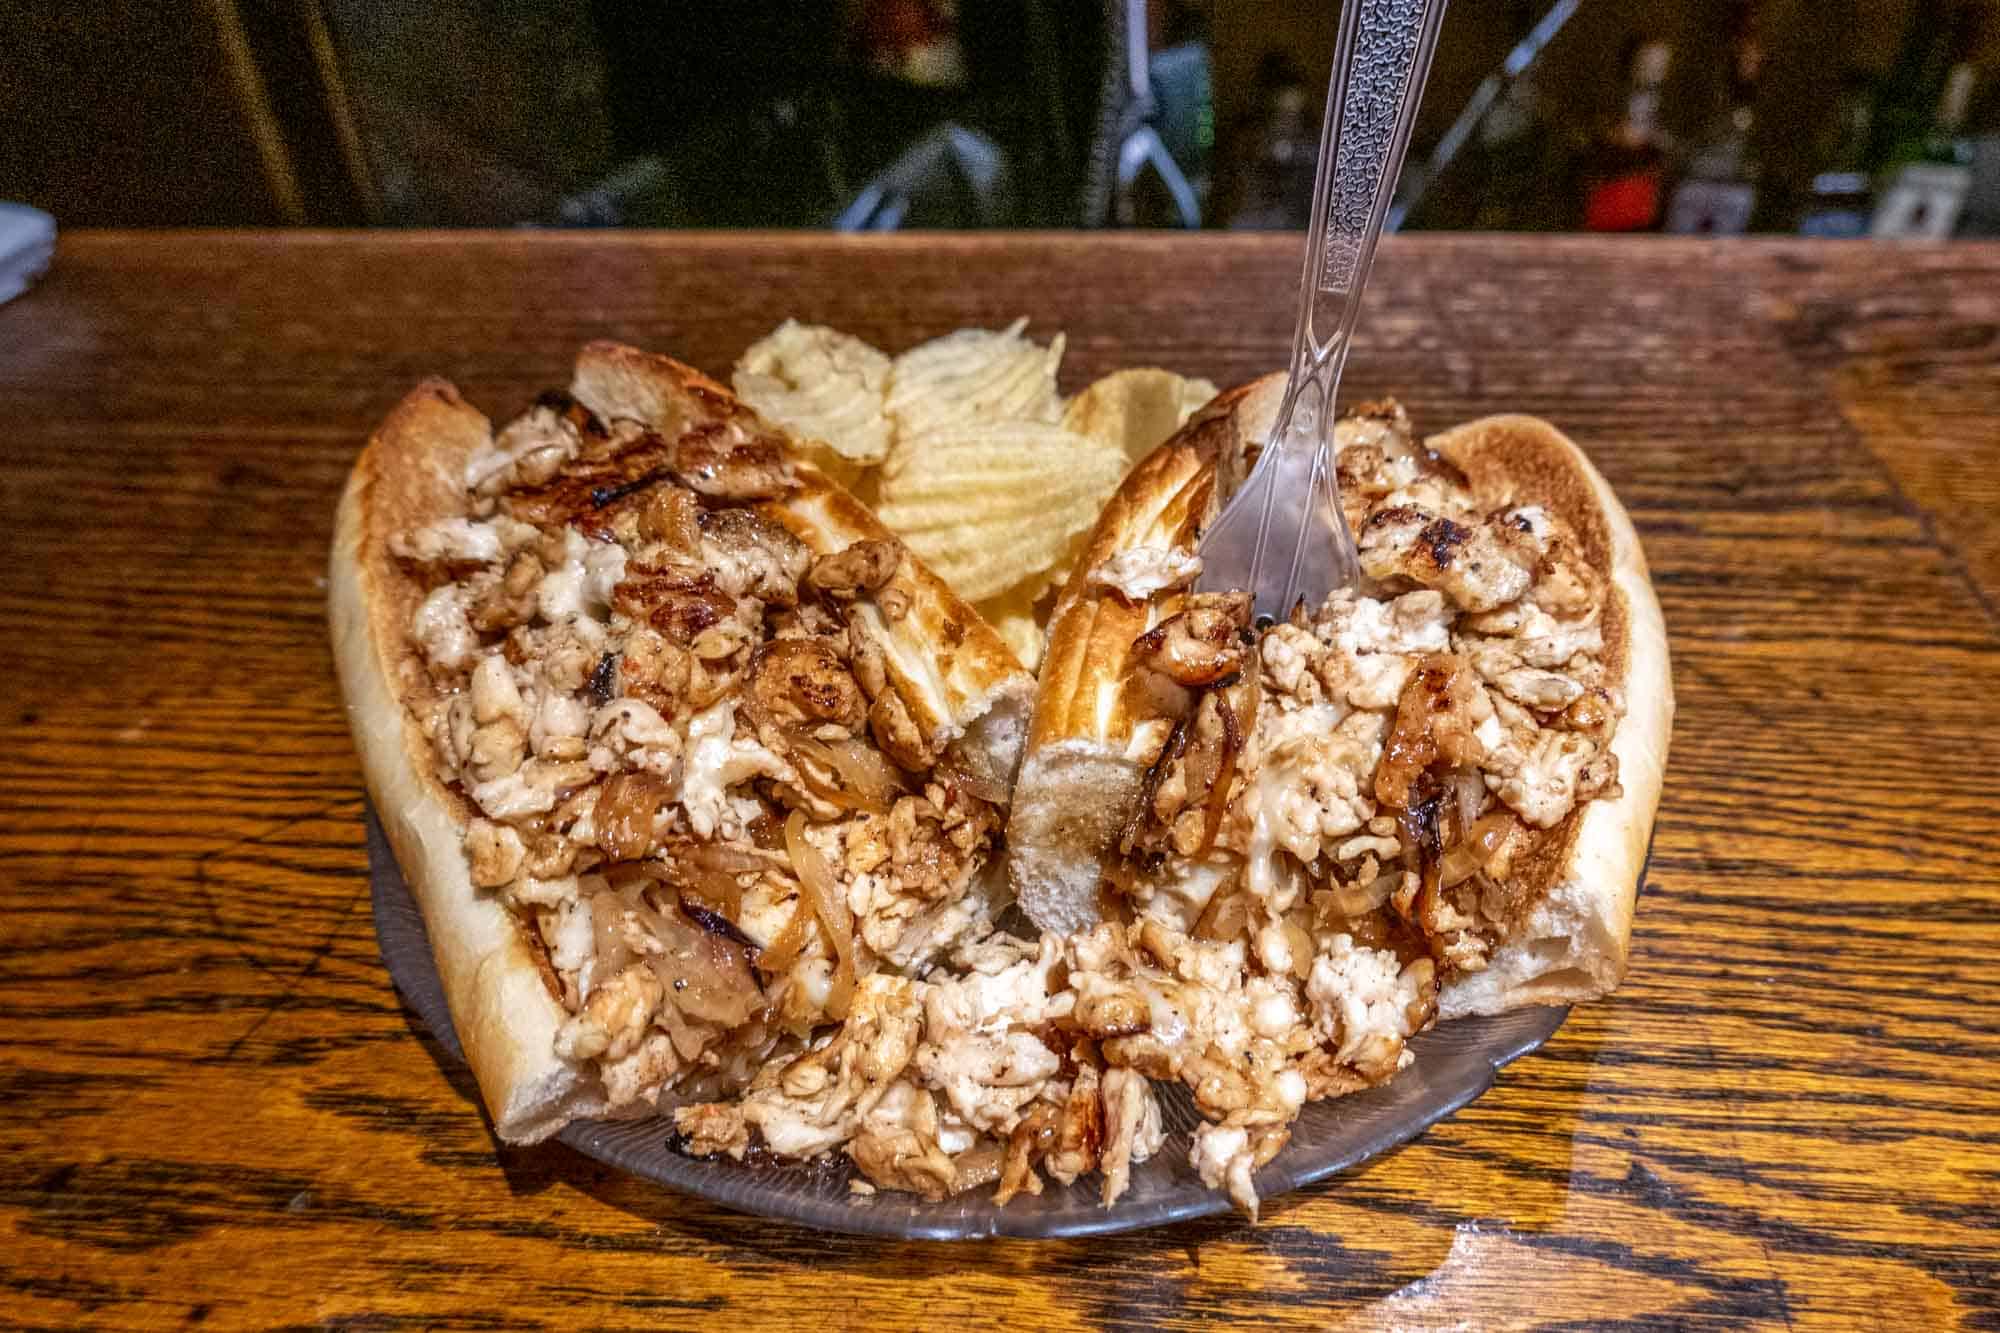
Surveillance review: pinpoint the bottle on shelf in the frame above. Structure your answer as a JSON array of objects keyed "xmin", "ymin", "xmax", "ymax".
[
  {"xmin": 1665, "ymin": 7, "xmax": 1764, "ymax": 234},
  {"xmin": 1577, "ymin": 38, "xmax": 1672, "ymax": 232},
  {"xmin": 1868, "ymin": 0, "xmax": 1962, "ymax": 164},
  {"xmin": 1871, "ymin": 62, "xmax": 1979, "ymax": 238},
  {"xmin": 1961, "ymin": 134, "xmax": 2000, "ymax": 236},
  {"xmin": 1795, "ymin": 75, "xmax": 1878, "ymax": 237}
]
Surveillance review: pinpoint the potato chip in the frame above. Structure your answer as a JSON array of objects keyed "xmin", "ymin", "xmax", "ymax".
[
  {"xmin": 885, "ymin": 319, "xmax": 1065, "ymax": 441},
  {"xmin": 733, "ymin": 320, "xmax": 894, "ymax": 469},
  {"xmin": 1177, "ymin": 375, "xmax": 1220, "ymax": 421},
  {"xmin": 974, "ymin": 565, "xmax": 1072, "ymax": 669},
  {"xmin": 875, "ymin": 420, "xmax": 1127, "ymax": 602},
  {"xmin": 980, "ymin": 599, "xmax": 1046, "ymax": 669},
  {"xmin": 1034, "ymin": 544, "xmax": 1085, "ymax": 610},
  {"xmin": 1060, "ymin": 367, "xmax": 1220, "ymax": 466}
]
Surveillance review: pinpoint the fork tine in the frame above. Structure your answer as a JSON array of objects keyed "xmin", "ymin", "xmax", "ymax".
[{"xmin": 1278, "ymin": 447, "xmax": 1325, "ymax": 617}]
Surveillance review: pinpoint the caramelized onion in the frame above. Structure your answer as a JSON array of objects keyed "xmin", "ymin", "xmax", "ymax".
[
  {"xmin": 785, "ymin": 810, "xmax": 856, "ymax": 1018},
  {"xmin": 585, "ymin": 881, "xmax": 764, "ymax": 1035},
  {"xmin": 589, "ymin": 883, "xmax": 636, "ymax": 973},
  {"xmin": 1325, "ymin": 871, "xmax": 1397, "ymax": 921},
  {"xmin": 1235, "ymin": 670, "xmax": 1261, "ymax": 765},
  {"xmin": 747, "ymin": 812, "xmax": 786, "ymax": 850},
  {"xmin": 1280, "ymin": 918, "xmax": 1315, "ymax": 980},
  {"xmin": 679, "ymin": 897, "xmax": 758, "ymax": 949},
  {"xmin": 602, "ymin": 844, "xmax": 757, "ymax": 921},
  {"xmin": 650, "ymin": 902, "xmax": 763, "ymax": 1027},
  {"xmin": 1195, "ymin": 887, "xmax": 1251, "ymax": 942},
  {"xmin": 1197, "ymin": 692, "xmax": 1242, "ymax": 855},
  {"xmin": 937, "ymin": 745, "xmax": 1008, "ymax": 808},
  {"xmin": 683, "ymin": 843, "xmax": 776, "ymax": 875},
  {"xmin": 596, "ymin": 771, "xmax": 671, "ymax": 861},
  {"xmin": 785, "ymin": 735, "xmax": 878, "ymax": 814},
  {"xmin": 1439, "ymin": 812, "xmax": 1513, "ymax": 888},
  {"xmin": 991, "ymin": 1105, "xmax": 1058, "ymax": 1206},
  {"xmin": 787, "ymin": 732, "xmax": 907, "ymax": 815},
  {"xmin": 677, "ymin": 843, "xmax": 778, "ymax": 920},
  {"xmin": 1120, "ymin": 711, "xmax": 1190, "ymax": 858},
  {"xmin": 755, "ymin": 894, "xmax": 813, "ymax": 975},
  {"xmin": 1452, "ymin": 768, "xmax": 1485, "ymax": 841},
  {"xmin": 1376, "ymin": 656, "xmax": 1482, "ymax": 810},
  {"xmin": 825, "ymin": 735, "xmax": 910, "ymax": 802},
  {"xmin": 662, "ymin": 948, "xmax": 762, "ymax": 1026},
  {"xmin": 657, "ymin": 1000, "xmax": 707, "ymax": 1061},
  {"xmin": 664, "ymin": 867, "xmax": 736, "ymax": 920},
  {"xmin": 952, "ymin": 1144, "xmax": 1006, "ymax": 1193},
  {"xmin": 1137, "ymin": 669, "xmax": 1193, "ymax": 721},
  {"xmin": 602, "ymin": 859, "xmax": 672, "ymax": 888}
]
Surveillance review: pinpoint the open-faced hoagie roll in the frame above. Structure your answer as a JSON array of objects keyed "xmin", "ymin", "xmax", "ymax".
[
  {"xmin": 331, "ymin": 343, "xmax": 1033, "ymax": 1144},
  {"xmin": 1008, "ymin": 376, "xmax": 1671, "ymax": 1020}
]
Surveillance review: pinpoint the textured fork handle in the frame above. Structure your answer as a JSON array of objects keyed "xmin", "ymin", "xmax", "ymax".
[
  {"xmin": 1255, "ymin": 0, "xmax": 1450, "ymax": 606},
  {"xmin": 1273, "ymin": 0, "xmax": 1450, "ymax": 452},
  {"xmin": 1197, "ymin": 0, "xmax": 1448, "ymax": 620},
  {"xmin": 1297, "ymin": 0, "xmax": 1450, "ymax": 364}
]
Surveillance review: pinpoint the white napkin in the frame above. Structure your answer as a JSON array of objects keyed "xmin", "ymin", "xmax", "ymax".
[{"xmin": 0, "ymin": 205, "xmax": 55, "ymax": 305}]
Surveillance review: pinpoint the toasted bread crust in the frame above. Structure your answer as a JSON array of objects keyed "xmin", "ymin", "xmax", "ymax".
[
  {"xmin": 331, "ymin": 346, "xmax": 1036, "ymax": 1144},
  {"xmin": 1425, "ymin": 415, "xmax": 1672, "ymax": 1014},
  {"xmin": 1032, "ymin": 375, "xmax": 1284, "ymax": 750},
  {"xmin": 1009, "ymin": 386, "xmax": 1673, "ymax": 1012},
  {"xmin": 1010, "ymin": 374, "xmax": 1283, "ymax": 933},
  {"xmin": 571, "ymin": 341, "xmax": 1033, "ymax": 768},
  {"xmin": 330, "ymin": 382, "xmax": 603, "ymax": 1144}
]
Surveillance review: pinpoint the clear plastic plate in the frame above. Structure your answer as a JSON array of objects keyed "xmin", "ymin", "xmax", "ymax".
[{"xmin": 368, "ymin": 806, "xmax": 1570, "ymax": 1239}]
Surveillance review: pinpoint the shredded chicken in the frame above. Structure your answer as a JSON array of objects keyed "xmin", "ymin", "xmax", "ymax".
[
  {"xmin": 1133, "ymin": 592, "xmax": 1252, "ymax": 688},
  {"xmin": 400, "ymin": 388, "xmax": 1624, "ymax": 1219},
  {"xmin": 808, "ymin": 538, "xmax": 902, "ymax": 598},
  {"xmin": 674, "ymin": 425, "xmax": 793, "ymax": 500},
  {"xmin": 1098, "ymin": 1067, "xmax": 1166, "ymax": 1206},
  {"xmin": 915, "ymin": 935, "xmax": 1068, "ymax": 1133},
  {"xmin": 1074, "ymin": 398, "xmax": 1626, "ymax": 1215},
  {"xmin": 466, "ymin": 399, "xmax": 585, "ymax": 497},
  {"xmin": 401, "ymin": 388, "xmax": 1008, "ymax": 1153},
  {"xmin": 700, "ymin": 507, "xmax": 809, "ymax": 604},
  {"xmin": 1357, "ymin": 506, "xmax": 1538, "ymax": 613}
]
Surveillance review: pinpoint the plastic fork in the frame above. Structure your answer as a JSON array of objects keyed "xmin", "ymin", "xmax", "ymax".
[{"xmin": 1195, "ymin": 0, "xmax": 1450, "ymax": 622}]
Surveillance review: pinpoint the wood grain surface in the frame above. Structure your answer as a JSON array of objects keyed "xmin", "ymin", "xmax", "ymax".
[{"xmin": 0, "ymin": 231, "xmax": 1995, "ymax": 1330}]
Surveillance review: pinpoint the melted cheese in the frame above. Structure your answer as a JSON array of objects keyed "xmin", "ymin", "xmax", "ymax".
[
  {"xmin": 677, "ymin": 700, "xmax": 786, "ymax": 838},
  {"xmin": 1089, "ymin": 545, "xmax": 1203, "ymax": 601}
]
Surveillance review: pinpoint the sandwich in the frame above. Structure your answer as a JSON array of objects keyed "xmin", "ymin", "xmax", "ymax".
[
  {"xmin": 332, "ymin": 331, "xmax": 1670, "ymax": 1218},
  {"xmin": 1006, "ymin": 374, "xmax": 1672, "ymax": 1211},
  {"xmin": 330, "ymin": 341, "xmax": 1033, "ymax": 1145}
]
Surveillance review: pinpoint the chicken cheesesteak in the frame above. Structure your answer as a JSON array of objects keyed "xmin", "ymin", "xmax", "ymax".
[
  {"xmin": 333, "ymin": 345, "xmax": 1669, "ymax": 1218},
  {"xmin": 332, "ymin": 342, "xmax": 1035, "ymax": 1146},
  {"xmin": 1008, "ymin": 376, "xmax": 1671, "ymax": 1213}
]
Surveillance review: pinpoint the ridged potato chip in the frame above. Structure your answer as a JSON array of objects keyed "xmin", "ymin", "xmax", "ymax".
[
  {"xmin": 733, "ymin": 321, "xmax": 894, "ymax": 475},
  {"xmin": 876, "ymin": 421, "xmax": 1128, "ymax": 602},
  {"xmin": 791, "ymin": 444, "xmax": 872, "ymax": 495},
  {"xmin": 729, "ymin": 319, "xmax": 1201, "ymax": 637},
  {"xmin": 974, "ymin": 565, "xmax": 1071, "ymax": 669},
  {"xmin": 1060, "ymin": 367, "xmax": 1219, "ymax": 466},
  {"xmin": 981, "ymin": 600, "xmax": 1046, "ymax": 669},
  {"xmin": 885, "ymin": 319, "xmax": 1065, "ymax": 441}
]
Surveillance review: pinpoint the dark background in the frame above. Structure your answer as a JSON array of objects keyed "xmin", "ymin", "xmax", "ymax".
[{"xmin": 3, "ymin": 0, "xmax": 1996, "ymax": 231}]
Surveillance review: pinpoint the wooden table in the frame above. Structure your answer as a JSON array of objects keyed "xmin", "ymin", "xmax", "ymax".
[{"xmin": 3, "ymin": 232, "xmax": 1996, "ymax": 1329}]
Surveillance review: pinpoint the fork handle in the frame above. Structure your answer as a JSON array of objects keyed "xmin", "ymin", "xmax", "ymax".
[
  {"xmin": 1195, "ymin": 0, "xmax": 1449, "ymax": 620},
  {"xmin": 1271, "ymin": 0, "xmax": 1451, "ymax": 457}
]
